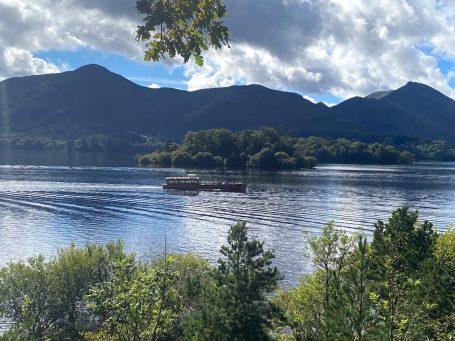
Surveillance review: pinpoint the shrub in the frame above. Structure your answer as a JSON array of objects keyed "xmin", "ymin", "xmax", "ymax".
[
  {"xmin": 192, "ymin": 152, "xmax": 215, "ymax": 168},
  {"xmin": 301, "ymin": 156, "xmax": 318, "ymax": 168},
  {"xmin": 172, "ymin": 152, "xmax": 194, "ymax": 167},
  {"xmin": 249, "ymin": 148, "xmax": 279, "ymax": 169}
]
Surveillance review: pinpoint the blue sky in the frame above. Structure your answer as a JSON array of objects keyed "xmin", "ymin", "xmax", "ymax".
[
  {"xmin": 35, "ymin": 48, "xmax": 188, "ymax": 89},
  {"xmin": 1, "ymin": 0, "xmax": 454, "ymax": 104},
  {"xmin": 35, "ymin": 48, "xmax": 343, "ymax": 105},
  {"xmin": 419, "ymin": 45, "xmax": 455, "ymax": 87}
]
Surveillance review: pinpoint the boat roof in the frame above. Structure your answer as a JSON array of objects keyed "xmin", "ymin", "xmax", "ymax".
[{"xmin": 166, "ymin": 176, "xmax": 200, "ymax": 180}]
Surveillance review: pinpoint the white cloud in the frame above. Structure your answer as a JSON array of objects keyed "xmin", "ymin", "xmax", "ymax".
[
  {"xmin": 0, "ymin": 0, "xmax": 141, "ymax": 80},
  {"xmin": 0, "ymin": 0, "xmax": 454, "ymax": 100},
  {"xmin": 184, "ymin": 0, "xmax": 455, "ymax": 99},
  {"xmin": 2, "ymin": 48, "xmax": 61, "ymax": 77},
  {"xmin": 184, "ymin": 44, "xmax": 322, "ymax": 92},
  {"xmin": 147, "ymin": 83, "xmax": 160, "ymax": 89}
]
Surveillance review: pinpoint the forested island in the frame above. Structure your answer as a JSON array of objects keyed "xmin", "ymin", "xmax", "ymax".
[
  {"xmin": 137, "ymin": 127, "xmax": 455, "ymax": 170},
  {"xmin": 3, "ymin": 128, "xmax": 455, "ymax": 170},
  {"xmin": 0, "ymin": 208, "xmax": 454, "ymax": 340}
]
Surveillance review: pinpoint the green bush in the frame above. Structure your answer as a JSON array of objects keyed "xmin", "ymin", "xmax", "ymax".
[
  {"xmin": 137, "ymin": 153, "xmax": 154, "ymax": 164},
  {"xmin": 301, "ymin": 156, "xmax": 318, "ymax": 168},
  {"xmin": 138, "ymin": 151, "xmax": 172, "ymax": 166},
  {"xmin": 400, "ymin": 151, "xmax": 416, "ymax": 164},
  {"xmin": 0, "ymin": 242, "xmax": 127, "ymax": 340},
  {"xmin": 249, "ymin": 148, "xmax": 279, "ymax": 169},
  {"xmin": 172, "ymin": 151, "xmax": 194, "ymax": 167},
  {"xmin": 192, "ymin": 152, "xmax": 215, "ymax": 168}
]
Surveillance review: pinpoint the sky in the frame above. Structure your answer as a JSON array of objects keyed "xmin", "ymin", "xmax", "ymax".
[{"xmin": 1, "ymin": 0, "xmax": 455, "ymax": 105}]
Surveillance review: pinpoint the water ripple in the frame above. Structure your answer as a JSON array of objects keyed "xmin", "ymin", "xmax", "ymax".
[{"xmin": 1, "ymin": 162, "xmax": 455, "ymax": 285}]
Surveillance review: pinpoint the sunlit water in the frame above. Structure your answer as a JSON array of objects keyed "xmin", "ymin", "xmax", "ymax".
[{"xmin": 0, "ymin": 152, "xmax": 455, "ymax": 287}]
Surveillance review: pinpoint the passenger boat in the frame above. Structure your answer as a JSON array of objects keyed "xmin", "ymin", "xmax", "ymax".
[{"xmin": 163, "ymin": 174, "xmax": 247, "ymax": 192}]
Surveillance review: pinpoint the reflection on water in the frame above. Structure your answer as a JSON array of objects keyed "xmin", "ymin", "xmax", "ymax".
[{"xmin": 0, "ymin": 155, "xmax": 455, "ymax": 285}]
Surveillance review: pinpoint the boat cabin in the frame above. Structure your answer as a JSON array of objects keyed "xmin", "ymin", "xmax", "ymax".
[
  {"xmin": 165, "ymin": 174, "xmax": 201, "ymax": 185},
  {"xmin": 163, "ymin": 174, "xmax": 247, "ymax": 192}
]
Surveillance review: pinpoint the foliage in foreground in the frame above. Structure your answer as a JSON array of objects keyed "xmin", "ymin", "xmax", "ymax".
[
  {"xmin": 1, "ymin": 209, "xmax": 455, "ymax": 340},
  {"xmin": 0, "ymin": 223, "xmax": 281, "ymax": 340},
  {"xmin": 135, "ymin": 0, "xmax": 229, "ymax": 66},
  {"xmin": 277, "ymin": 208, "xmax": 455, "ymax": 340},
  {"xmin": 183, "ymin": 222, "xmax": 282, "ymax": 340}
]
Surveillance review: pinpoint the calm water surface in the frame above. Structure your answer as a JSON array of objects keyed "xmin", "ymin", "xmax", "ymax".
[{"xmin": 0, "ymin": 152, "xmax": 454, "ymax": 285}]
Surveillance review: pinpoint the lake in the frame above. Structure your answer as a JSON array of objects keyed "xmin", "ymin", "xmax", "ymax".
[{"xmin": 0, "ymin": 152, "xmax": 454, "ymax": 285}]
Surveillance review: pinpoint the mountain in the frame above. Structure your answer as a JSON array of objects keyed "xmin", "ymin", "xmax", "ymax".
[
  {"xmin": 332, "ymin": 82, "xmax": 455, "ymax": 142},
  {"xmin": 1, "ymin": 64, "xmax": 454, "ymax": 142},
  {"xmin": 0, "ymin": 64, "xmax": 354, "ymax": 139}
]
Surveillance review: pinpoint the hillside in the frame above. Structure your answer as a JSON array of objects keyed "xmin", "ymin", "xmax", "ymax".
[
  {"xmin": 331, "ymin": 81, "xmax": 455, "ymax": 142},
  {"xmin": 0, "ymin": 65, "xmax": 343, "ymax": 139},
  {"xmin": 1, "ymin": 64, "xmax": 454, "ymax": 143}
]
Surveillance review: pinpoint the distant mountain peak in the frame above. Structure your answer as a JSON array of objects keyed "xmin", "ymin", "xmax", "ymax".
[
  {"xmin": 68, "ymin": 63, "xmax": 139, "ymax": 89},
  {"xmin": 392, "ymin": 80, "xmax": 452, "ymax": 101},
  {"xmin": 401, "ymin": 81, "xmax": 431, "ymax": 91},
  {"xmin": 399, "ymin": 81, "xmax": 447, "ymax": 93},
  {"xmin": 405, "ymin": 81, "xmax": 423, "ymax": 86},
  {"xmin": 74, "ymin": 64, "xmax": 109, "ymax": 73}
]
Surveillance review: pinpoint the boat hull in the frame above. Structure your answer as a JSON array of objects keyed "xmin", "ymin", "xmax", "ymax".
[{"xmin": 163, "ymin": 183, "xmax": 247, "ymax": 192}]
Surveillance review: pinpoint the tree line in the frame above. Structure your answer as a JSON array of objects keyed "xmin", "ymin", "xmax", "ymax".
[
  {"xmin": 2, "ymin": 129, "xmax": 454, "ymax": 165},
  {"xmin": 137, "ymin": 128, "xmax": 419, "ymax": 170},
  {"xmin": 1, "ymin": 208, "xmax": 454, "ymax": 340},
  {"xmin": 397, "ymin": 140, "xmax": 455, "ymax": 161},
  {"xmin": 0, "ymin": 132, "xmax": 163, "ymax": 153}
]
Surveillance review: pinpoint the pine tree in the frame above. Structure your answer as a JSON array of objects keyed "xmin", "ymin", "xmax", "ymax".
[
  {"xmin": 327, "ymin": 236, "xmax": 379, "ymax": 340},
  {"xmin": 369, "ymin": 207, "xmax": 437, "ymax": 340},
  {"xmin": 184, "ymin": 222, "xmax": 283, "ymax": 340}
]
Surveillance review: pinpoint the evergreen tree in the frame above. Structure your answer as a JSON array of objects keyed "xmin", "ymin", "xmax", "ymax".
[
  {"xmin": 184, "ymin": 222, "xmax": 283, "ymax": 340},
  {"xmin": 327, "ymin": 236, "xmax": 379, "ymax": 340},
  {"xmin": 307, "ymin": 222, "xmax": 356, "ymax": 338},
  {"xmin": 369, "ymin": 207, "xmax": 437, "ymax": 340}
]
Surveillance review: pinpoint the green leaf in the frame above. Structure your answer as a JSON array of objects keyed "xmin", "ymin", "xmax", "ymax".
[
  {"xmin": 136, "ymin": 0, "xmax": 229, "ymax": 66},
  {"xmin": 194, "ymin": 54, "xmax": 204, "ymax": 66}
]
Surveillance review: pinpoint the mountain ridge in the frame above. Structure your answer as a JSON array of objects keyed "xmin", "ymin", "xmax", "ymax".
[{"xmin": 1, "ymin": 64, "xmax": 454, "ymax": 143}]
